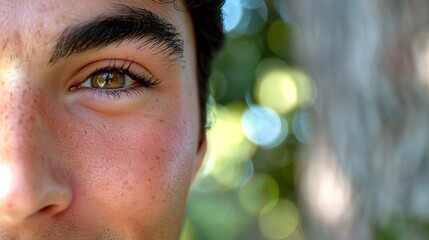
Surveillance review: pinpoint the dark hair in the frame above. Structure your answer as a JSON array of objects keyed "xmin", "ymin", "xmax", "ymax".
[{"xmin": 185, "ymin": 0, "xmax": 225, "ymax": 133}]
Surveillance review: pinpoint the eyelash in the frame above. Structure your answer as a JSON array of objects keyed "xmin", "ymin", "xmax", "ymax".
[{"xmin": 73, "ymin": 61, "xmax": 161, "ymax": 99}]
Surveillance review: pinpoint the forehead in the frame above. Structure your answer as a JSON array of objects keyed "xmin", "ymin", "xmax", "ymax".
[{"xmin": 0, "ymin": 0, "xmax": 188, "ymax": 64}]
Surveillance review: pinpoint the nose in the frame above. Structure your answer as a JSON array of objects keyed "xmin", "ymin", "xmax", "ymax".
[{"xmin": 0, "ymin": 88, "xmax": 72, "ymax": 226}]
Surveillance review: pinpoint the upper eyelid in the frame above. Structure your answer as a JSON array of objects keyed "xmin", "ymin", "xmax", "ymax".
[
  {"xmin": 85, "ymin": 61, "xmax": 134, "ymax": 81},
  {"xmin": 89, "ymin": 59, "xmax": 137, "ymax": 75}
]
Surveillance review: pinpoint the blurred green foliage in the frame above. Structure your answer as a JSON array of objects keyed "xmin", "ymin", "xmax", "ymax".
[{"xmin": 181, "ymin": 1, "xmax": 313, "ymax": 239}]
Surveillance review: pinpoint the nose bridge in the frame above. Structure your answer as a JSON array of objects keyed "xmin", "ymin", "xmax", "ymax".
[
  {"xmin": 0, "ymin": 72, "xmax": 40, "ymax": 159},
  {"xmin": 0, "ymin": 76, "xmax": 45, "ymax": 197},
  {"xmin": 0, "ymin": 87, "xmax": 44, "ymax": 175}
]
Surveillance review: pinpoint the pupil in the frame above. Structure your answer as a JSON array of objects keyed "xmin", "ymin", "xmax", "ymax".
[{"xmin": 103, "ymin": 73, "xmax": 113, "ymax": 84}]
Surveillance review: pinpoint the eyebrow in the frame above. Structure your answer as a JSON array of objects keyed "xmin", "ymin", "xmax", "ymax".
[{"xmin": 49, "ymin": 4, "xmax": 184, "ymax": 64}]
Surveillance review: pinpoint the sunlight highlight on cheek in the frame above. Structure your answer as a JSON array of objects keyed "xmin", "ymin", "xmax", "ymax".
[{"xmin": 0, "ymin": 164, "xmax": 12, "ymax": 198}]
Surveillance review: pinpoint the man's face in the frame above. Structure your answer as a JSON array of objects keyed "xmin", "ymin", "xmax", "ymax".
[{"xmin": 0, "ymin": 0, "xmax": 205, "ymax": 239}]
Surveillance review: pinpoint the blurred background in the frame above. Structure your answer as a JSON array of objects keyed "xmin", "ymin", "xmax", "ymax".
[
  {"xmin": 180, "ymin": 0, "xmax": 429, "ymax": 239},
  {"xmin": 181, "ymin": 0, "xmax": 312, "ymax": 239}
]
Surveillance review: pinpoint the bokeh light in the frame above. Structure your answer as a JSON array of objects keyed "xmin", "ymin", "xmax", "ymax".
[
  {"xmin": 238, "ymin": 174, "xmax": 280, "ymax": 215},
  {"xmin": 202, "ymin": 103, "xmax": 257, "ymax": 188},
  {"xmin": 222, "ymin": 0, "xmax": 244, "ymax": 32},
  {"xmin": 241, "ymin": 105, "xmax": 288, "ymax": 148},
  {"xmin": 259, "ymin": 199, "xmax": 301, "ymax": 240},
  {"xmin": 255, "ymin": 64, "xmax": 313, "ymax": 114},
  {"xmin": 255, "ymin": 68, "xmax": 298, "ymax": 114},
  {"xmin": 206, "ymin": 103, "xmax": 255, "ymax": 162}
]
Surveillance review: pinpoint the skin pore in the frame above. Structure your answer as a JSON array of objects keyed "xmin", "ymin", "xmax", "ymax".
[{"xmin": 0, "ymin": 0, "xmax": 205, "ymax": 239}]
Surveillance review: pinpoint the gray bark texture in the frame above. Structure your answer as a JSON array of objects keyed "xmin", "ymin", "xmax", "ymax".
[{"xmin": 291, "ymin": 1, "xmax": 429, "ymax": 239}]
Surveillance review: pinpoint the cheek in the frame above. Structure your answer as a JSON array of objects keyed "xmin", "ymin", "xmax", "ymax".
[{"xmin": 50, "ymin": 106, "xmax": 197, "ymax": 229}]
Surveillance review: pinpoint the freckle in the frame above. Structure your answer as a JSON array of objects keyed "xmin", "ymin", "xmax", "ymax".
[
  {"xmin": 151, "ymin": 195, "xmax": 155, "ymax": 200},
  {"xmin": 84, "ymin": 130, "xmax": 87, "ymax": 135},
  {"xmin": 158, "ymin": 119, "xmax": 164, "ymax": 123},
  {"xmin": 155, "ymin": 155, "xmax": 160, "ymax": 160},
  {"xmin": 148, "ymin": 178, "xmax": 151, "ymax": 182}
]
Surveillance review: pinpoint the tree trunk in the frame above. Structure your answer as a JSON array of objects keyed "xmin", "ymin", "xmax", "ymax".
[{"xmin": 291, "ymin": 1, "xmax": 429, "ymax": 239}]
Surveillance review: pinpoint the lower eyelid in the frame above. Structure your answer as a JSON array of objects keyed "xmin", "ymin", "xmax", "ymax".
[
  {"xmin": 88, "ymin": 86, "xmax": 148, "ymax": 99},
  {"xmin": 65, "ymin": 88, "xmax": 149, "ymax": 115}
]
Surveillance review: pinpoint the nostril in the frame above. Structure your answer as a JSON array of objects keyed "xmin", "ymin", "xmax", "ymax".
[
  {"xmin": 0, "ymin": 162, "xmax": 73, "ymax": 225},
  {"xmin": 37, "ymin": 204, "xmax": 64, "ymax": 216},
  {"xmin": 39, "ymin": 205, "xmax": 53, "ymax": 214}
]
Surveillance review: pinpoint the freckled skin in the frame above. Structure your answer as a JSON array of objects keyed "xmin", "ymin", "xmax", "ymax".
[{"xmin": 0, "ymin": 1, "xmax": 205, "ymax": 239}]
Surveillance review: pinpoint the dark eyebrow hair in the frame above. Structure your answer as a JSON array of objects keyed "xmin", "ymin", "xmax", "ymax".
[{"xmin": 49, "ymin": 4, "xmax": 184, "ymax": 64}]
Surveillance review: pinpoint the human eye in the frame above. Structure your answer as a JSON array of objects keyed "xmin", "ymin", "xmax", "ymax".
[{"xmin": 70, "ymin": 60, "xmax": 161, "ymax": 99}]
